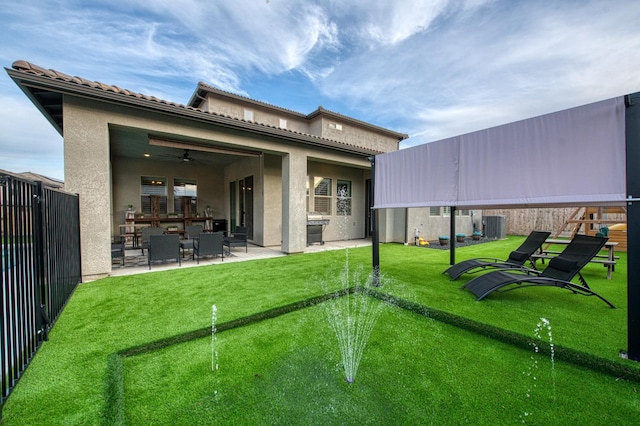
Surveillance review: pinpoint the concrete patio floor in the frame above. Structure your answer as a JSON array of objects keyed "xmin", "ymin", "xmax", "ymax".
[{"xmin": 109, "ymin": 238, "xmax": 372, "ymax": 277}]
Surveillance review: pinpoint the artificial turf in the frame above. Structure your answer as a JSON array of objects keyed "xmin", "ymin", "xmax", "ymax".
[{"xmin": 1, "ymin": 237, "xmax": 638, "ymax": 424}]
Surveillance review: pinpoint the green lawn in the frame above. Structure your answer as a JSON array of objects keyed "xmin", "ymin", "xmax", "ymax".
[{"xmin": 2, "ymin": 237, "xmax": 639, "ymax": 425}]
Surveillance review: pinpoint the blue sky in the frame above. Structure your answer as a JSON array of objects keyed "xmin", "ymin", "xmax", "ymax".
[{"xmin": 2, "ymin": 0, "xmax": 640, "ymax": 180}]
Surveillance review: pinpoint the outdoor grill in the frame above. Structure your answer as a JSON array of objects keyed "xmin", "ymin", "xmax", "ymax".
[{"xmin": 307, "ymin": 213, "xmax": 330, "ymax": 245}]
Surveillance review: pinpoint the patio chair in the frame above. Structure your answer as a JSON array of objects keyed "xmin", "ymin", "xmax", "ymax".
[
  {"xmin": 223, "ymin": 226, "xmax": 248, "ymax": 254},
  {"xmin": 461, "ymin": 234, "xmax": 614, "ymax": 307},
  {"xmin": 185, "ymin": 224, "xmax": 203, "ymax": 240},
  {"xmin": 111, "ymin": 240, "xmax": 125, "ymax": 265},
  {"xmin": 140, "ymin": 226, "xmax": 164, "ymax": 254},
  {"xmin": 180, "ymin": 224, "xmax": 204, "ymax": 257},
  {"xmin": 193, "ymin": 232, "xmax": 224, "ymax": 264},
  {"xmin": 443, "ymin": 231, "xmax": 551, "ymax": 280},
  {"xmin": 147, "ymin": 234, "xmax": 181, "ymax": 269}
]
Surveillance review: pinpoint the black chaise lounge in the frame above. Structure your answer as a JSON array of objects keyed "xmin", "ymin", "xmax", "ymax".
[
  {"xmin": 443, "ymin": 231, "xmax": 551, "ymax": 280},
  {"xmin": 461, "ymin": 234, "xmax": 615, "ymax": 308}
]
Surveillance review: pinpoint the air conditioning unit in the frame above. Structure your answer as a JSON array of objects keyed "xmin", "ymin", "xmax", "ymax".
[{"xmin": 483, "ymin": 215, "xmax": 507, "ymax": 239}]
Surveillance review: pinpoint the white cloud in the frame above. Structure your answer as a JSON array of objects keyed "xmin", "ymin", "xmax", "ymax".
[
  {"xmin": 314, "ymin": 1, "xmax": 640, "ymax": 142},
  {"xmin": 0, "ymin": 85, "xmax": 64, "ymax": 179},
  {"xmin": 2, "ymin": 0, "xmax": 640, "ymax": 180}
]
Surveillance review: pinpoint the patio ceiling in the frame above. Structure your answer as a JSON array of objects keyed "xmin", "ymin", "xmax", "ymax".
[{"xmin": 109, "ymin": 127, "xmax": 259, "ymax": 167}]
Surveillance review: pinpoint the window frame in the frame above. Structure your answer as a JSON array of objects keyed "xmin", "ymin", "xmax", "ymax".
[
  {"xmin": 140, "ymin": 176, "xmax": 168, "ymax": 216},
  {"xmin": 173, "ymin": 178, "xmax": 198, "ymax": 215},
  {"xmin": 336, "ymin": 179, "xmax": 352, "ymax": 216},
  {"xmin": 312, "ymin": 177, "xmax": 332, "ymax": 215}
]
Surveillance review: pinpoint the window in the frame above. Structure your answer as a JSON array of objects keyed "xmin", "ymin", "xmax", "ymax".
[
  {"xmin": 141, "ymin": 176, "xmax": 167, "ymax": 216},
  {"xmin": 329, "ymin": 122, "xmax": 343, "ymax": 131},
  {"xmin": 243, "ymin": 109, "xmax": 253, "ymax": 121},
  {"xmin": 336, "ymin": 180, "xmax": 352, "ymax": 216},
  {"xmin": 173, "ymin": 178, "xmax": 197, "ymax": 215},
  {"xmin": 443, "ymin": 206, "xmax": 451, "ymax": 216},
  {"xmin": 458, "ymin": 209, "xmax": 470, "ymax": 216},
  {"xmin": 279, "ymin": 118, "xmax": 287, "ymax": 129},
  {"xmin": 429, "ymin": 207, "xmax": 440, "ymax": 216},
  {"xmin": 313, "ymin": 177, "xmax": 332, "ymax": 215}
]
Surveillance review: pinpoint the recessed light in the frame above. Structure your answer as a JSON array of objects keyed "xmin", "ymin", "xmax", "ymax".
[{"xmin": 144, "ymin": 153, "xmax": 150, "ymax": 157}]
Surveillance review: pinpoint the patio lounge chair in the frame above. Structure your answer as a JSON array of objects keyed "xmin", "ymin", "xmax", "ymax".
[
  {"xmin": 223, "ymin": 226, "xmax": 248, "ymax": 254},
  {"xmin": 193, "ymin": 232, "xmax": 224, "ymax": 263},
  {"xmin": 461, "ymin": 234, "xmax": 614, "ymax": 308},
  {"xmin": 148, "ymin": 234, "xmax": 181, "ymax": 269},
  {"xmin": 140, "ymin": 226, "xmax": 164, "ymax": 254},
  {"xmin": 443, "ymin": 231, "xmax": 551, "ymax": 280}
]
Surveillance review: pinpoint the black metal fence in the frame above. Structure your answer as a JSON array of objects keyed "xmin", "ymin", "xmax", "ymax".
[{"xmin": 1, "ymin": 174, "xmax": 81, "ymax": 415}]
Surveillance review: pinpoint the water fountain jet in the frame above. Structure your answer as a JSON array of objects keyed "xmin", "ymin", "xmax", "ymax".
[{"xmin": 323, "ymin": 251, "xmax": 385, "ymax": 384}]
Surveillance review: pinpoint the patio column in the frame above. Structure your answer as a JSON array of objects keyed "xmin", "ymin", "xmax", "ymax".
[
  {"xmin": 63, "ymin": 96, "xmax": 112, "ymax": 281},
  {"xmin": 281, "ymin": 150, "xmax": 307, "ymax": 253}
]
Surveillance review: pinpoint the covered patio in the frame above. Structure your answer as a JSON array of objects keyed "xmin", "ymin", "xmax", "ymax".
[{"xmin": 109, "ymin": 237, "xmax": 372, "ymax": 277}]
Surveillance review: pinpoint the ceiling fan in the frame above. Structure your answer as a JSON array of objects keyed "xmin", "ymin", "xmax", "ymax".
[{"xmin": 160, "ymin": 149, "xmax": 199, "ymax": 163}]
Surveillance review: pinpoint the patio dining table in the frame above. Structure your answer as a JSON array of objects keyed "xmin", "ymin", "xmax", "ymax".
[{"xmin": 119, "ymin": 224, "xmax": 151, "ymax": 249}]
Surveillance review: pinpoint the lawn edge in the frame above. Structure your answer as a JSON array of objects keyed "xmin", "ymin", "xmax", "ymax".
[
  {"xmin": 368, "ymin": 290, "xmax": 640, "ymax": 382},
  {"xmin": 102, "ymin": 289, "xmax": 352, "ymax": 424},
  {"xmin": 103, "ymin": 288, "xmax": 640, "ymax": 424}
]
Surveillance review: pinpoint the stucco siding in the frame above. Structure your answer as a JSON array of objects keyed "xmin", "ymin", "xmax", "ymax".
[
  {"xmin": 204, "ymin": 94, "xmax": 309, "ymax": 134},
  {"xmin": 310, "ymin": 116, "xmax": 398, "ymax": 153},
  {"xmin": 307, "ymin": 161, "xmax": 369, "ymax": 241},
  {"xmin": 63, "ymin": 96, "xmax": 112, "ymax": 281},
  {"xmin": 406, "ymin": 208, "xmax": 479, "ymax": 243},
  {"xmin": 263, "ymin": 154, "xmax": 283, "ymax": 247},
  {"xmin": 282, "ymin": 149, "xmax": 308, "ymax": 253}
]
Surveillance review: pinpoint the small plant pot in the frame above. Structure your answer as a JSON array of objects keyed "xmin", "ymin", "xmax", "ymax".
[
  {"xmin": 472, "ymin": 235, "xmax": 481, "ymax": 241},
  {"xmin": 438, "ymin": 238, "xmax": 449, "ymax": 246},
  {"xmin": 455, "ymin": 234, "xmax": 466, "ymax": 243}
]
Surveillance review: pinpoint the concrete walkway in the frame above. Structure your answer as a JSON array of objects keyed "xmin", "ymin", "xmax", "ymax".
[{"xmin": 110, "ymin": 238, "xmax": 372, "ymax": 277}]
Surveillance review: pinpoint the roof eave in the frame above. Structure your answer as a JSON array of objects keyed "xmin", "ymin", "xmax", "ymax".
[
  {"xmin": 307, "ymin": 106, "xmax": 409, "ymax": 141},
  {"xmin": 7, "ymin": 68, "xmax": 381, "ymax": 157},
  {"xmin": 193, "ymin": 82, "xmax": 308, "ymax": 119},
  {"xmin": 7, "ymin": 68, "xmax": 63, "ymax": 135}
]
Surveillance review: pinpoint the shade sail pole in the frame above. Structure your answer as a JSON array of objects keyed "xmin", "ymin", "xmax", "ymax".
[
  {"xmin": 626, "ymin": 92, "xmax": 640, "ymax": 361},
  {"xmin": 369, "ymin": 156, "xmax": 380, "ymax": 286},
  {"xmin": 450, "ymin": 206, "xmax": 456, "ymax": 265}
]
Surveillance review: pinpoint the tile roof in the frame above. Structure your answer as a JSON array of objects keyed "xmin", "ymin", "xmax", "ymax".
[
  {"xmin": 191, "ymin": 80, "xmax": 409, "ymax": 139},
  {"xmin": 8, "ymin": 60, "xmax": 406, "ymax": 155},
  {"xmin": 190, "ymin": 81, "xmax": 308, "ymax": 118},
  {"xmin": 11, "ymin": 60, "xmax": 196, "ymax": 108}
]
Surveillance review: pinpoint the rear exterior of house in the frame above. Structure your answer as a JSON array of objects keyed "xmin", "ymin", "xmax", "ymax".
[{"xmin": 8, "ymin": 60, "xmax": 416, "ymax": 281}]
